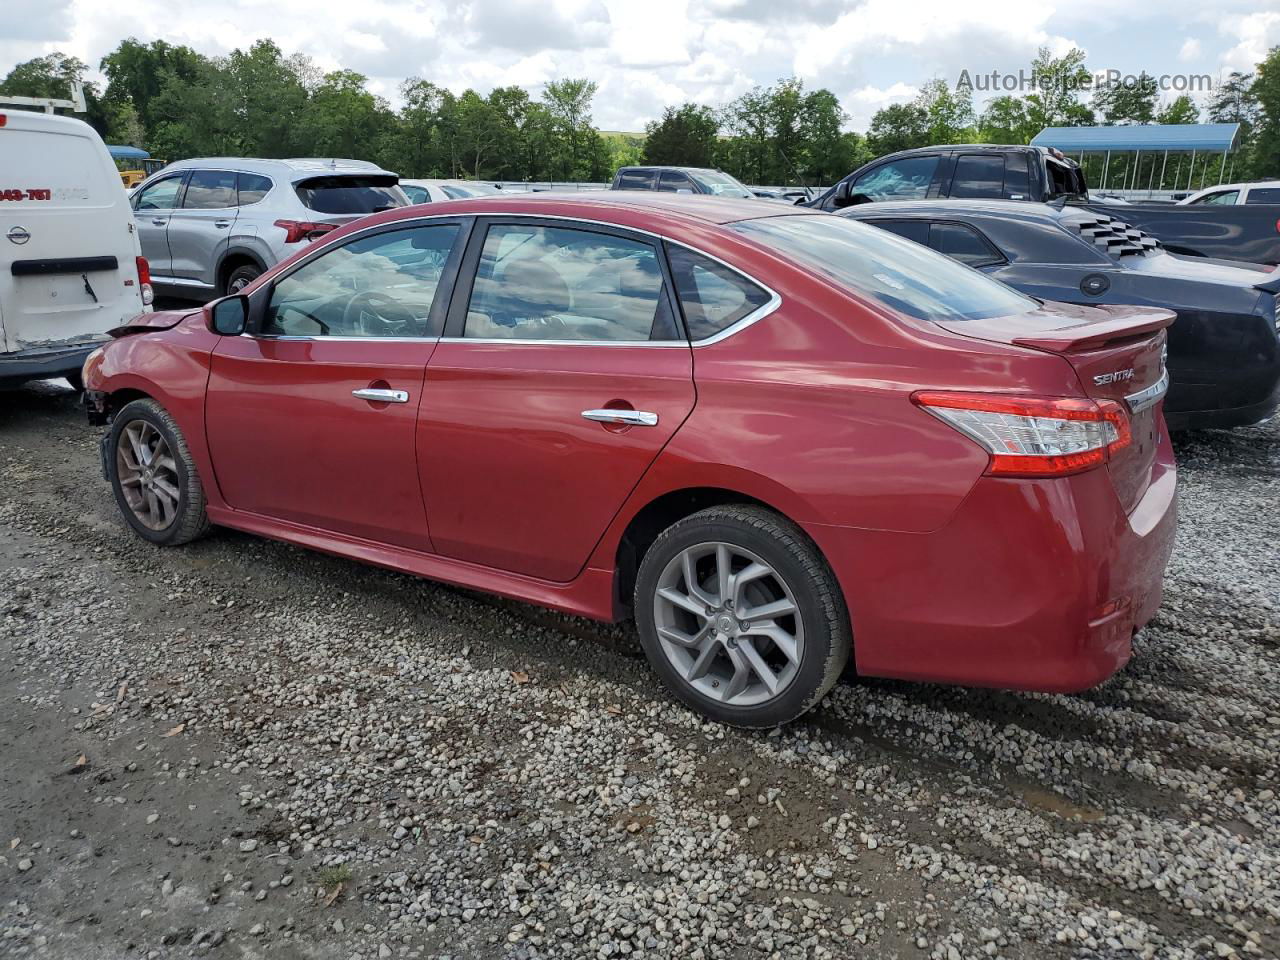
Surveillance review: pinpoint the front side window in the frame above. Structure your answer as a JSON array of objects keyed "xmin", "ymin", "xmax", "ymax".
[
  {"xmin": 667, "ymin": 246, "xmax": 771, "ymax": 340},
  {"xmin": 294, "ymin": 176, "xmax": 407, "ymax": 214},
  {"xmin": 616, "ymin": 169, "xmax": 655, "ymax": 190},
  {"xmin": 1246, "ymin": 188, "xmax": 1280, "ymax": 204},
  {"xmin": 400, "ymin": 184, "xmax": 431, "ymax": 204},
  {"xmin": 134, "ymin": 175, "xmax": 184, "ymax": 210},
  {"xmin": 657, "ymin": 170, "xmax": 696, "ymax": 193},
  {"xmin": 864, "ymin": 218, "xmax": 930, "ymax": 245},
  {"xmin": 929, "ymin": 222, "xmax": 1004, "ymax": 267},
  {"xmin": 183, "ymin": 170, "xmax": 237, "ymax": 209},
  {"xmin": 688, "ymin": 170, "xmax": 753, "ymax": 198},
  {"xmin": 851, "ymin": 157, "xmax": 938, "ymax": 201},
  {"xmin": 732, "ymin": 215, "xmax": 1035, "ymax": 323},
  {"xmin": 464, "ymin": 224, "xmax": 676, "ymax": 342},
  {"xmin": 264, "ymin": 224, "xmax": 459, "ymax": 338},
  {"xmin": 950, "ymin": 155, "xmax": 1005, "ymax": 199},
  {"xmin": 238, "ymin": 173, "xmax": 273, "ymax": 206},
  {"xmin": 1194, "ymin": 190, "xmax": 1240, "ymax": 205}
]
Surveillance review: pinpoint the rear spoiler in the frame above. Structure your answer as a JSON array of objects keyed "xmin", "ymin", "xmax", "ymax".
[
  {"xmin": 1255, "ymin": 273, "xmax": 1280, "ymax": 295},
  {"xmin": 1012, "ymin": 310, "xmax": 1175, "ymax": 352}
]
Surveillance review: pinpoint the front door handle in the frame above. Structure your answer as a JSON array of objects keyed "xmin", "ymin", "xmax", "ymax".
[
  {"xmin": 151, "ymin": 218, "xmax": 167, "ymax": 226},
  {"xmin": 353, "ymin": 388, "xmax": 409, "ymax": 404},
  {"xmin": 214, "ymin": 219, "xmax": 232, "ymax": 228},
  {"xmin": 582, "ymin": 408, "xmax": 659, "ymax": 427}
]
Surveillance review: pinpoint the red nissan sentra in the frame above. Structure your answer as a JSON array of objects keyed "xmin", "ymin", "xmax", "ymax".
[{"xmin": 83, "ymin": 193, "xmax": 1176, "ymax": 727}]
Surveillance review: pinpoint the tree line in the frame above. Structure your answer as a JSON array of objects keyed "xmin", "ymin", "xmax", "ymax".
[{"xmin": 2, "ymin": 38, "xmax": 1277, "ymax": 188}]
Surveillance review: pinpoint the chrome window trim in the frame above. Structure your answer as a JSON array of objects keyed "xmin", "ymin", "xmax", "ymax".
[{"xmin": 258, "ymin": 210, "xmax": 783, "ymax": 348}]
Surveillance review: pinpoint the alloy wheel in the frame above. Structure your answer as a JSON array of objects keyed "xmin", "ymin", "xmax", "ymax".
[
  {"xmin": 652, "ymin": 541, "xmax": 805, "ymax": 707},
  {"xmin": 115, "ymin": 420, "xmax": 181, "ymax": 531}
]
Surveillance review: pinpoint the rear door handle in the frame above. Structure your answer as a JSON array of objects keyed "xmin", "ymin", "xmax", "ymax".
[
  {"xmin": 214, "ymin": 220, "xmax": 232, "ymax": 228},
  {"xmin": 151, "ymin": 218, "xmax": 167, "ymax": 226},
  {"xmin": 582, "ymin": 408, "xmax": 658, "ymax": 427},
  {"xmin": 353, "ymin": 388, "xmax": 410, "ymax": 404}
]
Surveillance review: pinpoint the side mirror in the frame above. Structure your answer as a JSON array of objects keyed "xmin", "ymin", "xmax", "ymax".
[
  {"xmin": 210, "ymin": 296, "xmax": 247, "ymax": 336},
  {"xmin": 847, "ymin": 192, "xmax": 874, "ymax": 206},
  {"xmin": 831, "ymin": 180, "xmax": 853, "ymax": 208}
]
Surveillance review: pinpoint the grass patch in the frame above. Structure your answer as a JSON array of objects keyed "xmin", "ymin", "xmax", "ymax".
[{"xmin": 314, "ymin": 864, "xmax": 353, "ymax": 888}]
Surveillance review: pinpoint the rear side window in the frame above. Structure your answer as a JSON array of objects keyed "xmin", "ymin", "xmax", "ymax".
[
  {"xmin": 1194, "ymin": 190, "xmax": 1240, "ymax": 205},
  {"xmin": 667, "ymin": 246, "xmax": 771, "ymax": 341},
  {"xmin": 1004, "ymin": 153, "xmax": 1031, "ymax": 200},
  {"xmin": 183, "ymin": 170, "xmax": 237, "ymax": 209},
  {"xmin": 135, "ymin": 175, "xmax": 185, "ymax": 210},
  {"xmin": 294, "ymin": 176, "xmax": 406, "ymax": 214},
  {"xmin": 1246, "ymin": 188, "xmax": 1280, "ymax": 204},
  {"xmin": 929, "ymin": 222, "xmax": 1004, "ymax": 267},
  {"xmin": 657, "ymin": 170, "xmax": 695, "ymax": 193},
  {"xmin": 864, "ymin": 218, "xmax": 929, "ymax": 244},
  {"xmin": 950, "ymin": 155, "xmax": 1004, "ymax": 199},
  {"xmin": 615, "ymin": 169, "xmax": 655, "ymax": 190},
  {"xmin": 238, "ymin": 173, "xmax": 273, "ymax": 206}
]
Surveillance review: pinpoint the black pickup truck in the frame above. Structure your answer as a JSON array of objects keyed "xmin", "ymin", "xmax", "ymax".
[{"xmin": 805, "ymin": 144, "xmax": 1280, "ymax": 266}]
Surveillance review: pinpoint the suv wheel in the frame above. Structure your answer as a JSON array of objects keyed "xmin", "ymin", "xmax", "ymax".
[
  {"xmin": 635, "ymin": 505, "xmax": 851, "ymax": 727},
  {"xmin": 108, "ymin": 399, "xmax": 211, "ymax": 546},
  {"xmin": 224, "ymin": 264, "xmax": 261, "ymax": 296}
]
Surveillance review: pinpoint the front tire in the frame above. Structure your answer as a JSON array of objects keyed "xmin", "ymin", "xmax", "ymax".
[
  {"xmin": 223, "ymin": 264, "xmax": 261, "ymax": 296},
  {"xmin": 635, "ymin": 505, "xmax": 851, "ymax": 728},
  {"xmin": 108, "ymin": 399, "xmax": 210, "ymax": 546}
]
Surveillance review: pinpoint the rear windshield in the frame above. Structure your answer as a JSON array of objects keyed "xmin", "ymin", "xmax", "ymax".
[
  {"xmin": 731, "ymin": 215, "xmax": 1036, "ymax": 322},
  {"xmin": 294, "ymin": 176, "xmax": 407, "ymax": 214}
]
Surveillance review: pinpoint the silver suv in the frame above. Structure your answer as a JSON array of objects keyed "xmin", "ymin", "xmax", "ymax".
[{"xmin": 130, "ymin": 157, "xmax": 409, "ymax": 299}]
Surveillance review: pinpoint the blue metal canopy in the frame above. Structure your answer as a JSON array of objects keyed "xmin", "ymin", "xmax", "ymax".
[
  {"xmin": 1031, "ymin": 123, "xmax": 1240, "ymax": 153},
  {"xmin": 106, "ymin": 144, "xmax": 150, "ymax": 161}
]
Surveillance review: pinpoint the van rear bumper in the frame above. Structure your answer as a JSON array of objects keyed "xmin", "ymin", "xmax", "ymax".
[{"xmin": 0, "ymin": 341, "xmax": 105, "ymax": 387}]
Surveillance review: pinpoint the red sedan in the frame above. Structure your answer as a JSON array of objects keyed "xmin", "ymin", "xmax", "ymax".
[{"xmin": 83, "ymin": 193, "xmax": 1177, "ymax": 727}]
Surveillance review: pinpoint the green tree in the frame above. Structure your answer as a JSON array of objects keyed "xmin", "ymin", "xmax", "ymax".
[
  {"xmin": 915, "ymin": 78, "xmax": 975, "ymax": 143},
  {"xmin": 100, "ymin": 38, "xmax": 206, "ymax": 135},
  {"xmin": 643, "ymin": 103, "xmax": 719, "ymax": 166},
  {"xmin": 225, "ymin": 40, "xmax": 309, "ymax": 156},
  {"xmin": 0, "ymin": 52, "xmax": 109, "ymax": 134},
  {"xmin": 1252, "ymin": 46, "xmax": 1280, "ymax": 178},
  {"xmin": 295, "ymin": 70, "xmax": 395, "ymax": 161},
  {"xmin": 1093, "ymin": 71, "xmax": 1159, "ymax": 125},
  {"xmin": 977, "ymin": 95, "xmax": 1035, "ymax": 143},
  {"xmin": 1156, "ymin": 95, "xmax": 1200, "ymax": 125},
  {"xmin": 1025, "ymin": 46, "xmax": 1093, "ymax": 130},
  {"xmin": 542, "ymin": 78, "xmax": 598, "ymax": 180},
  {"xmin": 866, "ymin": 103, "xmax": 929, "ymax": 156}
]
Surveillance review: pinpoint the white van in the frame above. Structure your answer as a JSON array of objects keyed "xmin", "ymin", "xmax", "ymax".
[{"xmin": 0, "ymin": 110, "xmax": 151, "ymax": 390}]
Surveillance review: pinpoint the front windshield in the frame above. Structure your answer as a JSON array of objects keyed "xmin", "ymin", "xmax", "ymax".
[
  {"xmin": 690, "ymin": 170, "xmax": 753, "ymax": 198},
  {"xmin": 731, "ymin": 215, "xmax": 1037, "ymax": 322},
  {"xmin": 442, "ymin": 182, "xmax": 499, "ymax": 199}
]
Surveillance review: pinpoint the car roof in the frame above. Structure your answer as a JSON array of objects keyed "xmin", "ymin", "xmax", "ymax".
[
  {"xmin": 162, "ymin": 157, "xmax": 396, "ymax": 180},
  {"xmin": 617, "ymin": 166, "xmax": 720, "ymax": 174},
  {"xmin": 839, "ymin": 198, "xmax": 1074, "ymax": 225},
  {"xmin": 354, "ymin": 190, "xmax": 815, "ymax": 232},
  {"xmin": 1190, "ymin": 181, "xmax": 1280, "ymax": 192}
]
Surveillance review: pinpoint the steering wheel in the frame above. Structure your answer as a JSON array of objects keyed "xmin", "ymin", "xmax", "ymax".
[{"xmin": 341, "ymin": 291, "xmax": 420, "ymax": 337}]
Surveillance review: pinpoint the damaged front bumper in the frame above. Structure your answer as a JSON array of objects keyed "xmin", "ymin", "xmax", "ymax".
[{"xmin": 0, "ymin": 340, "xmax": 106, "ymax": 388}]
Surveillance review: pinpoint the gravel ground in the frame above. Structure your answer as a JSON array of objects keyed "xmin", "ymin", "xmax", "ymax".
[{"xmin": 1, "ymin": 380, "xmax": 1277, "ymax": 960}]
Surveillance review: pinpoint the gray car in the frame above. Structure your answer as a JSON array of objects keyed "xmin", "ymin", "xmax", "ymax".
[{"xmin": 130, "ymin": 157, "xmax": 409, "ymax": 299}]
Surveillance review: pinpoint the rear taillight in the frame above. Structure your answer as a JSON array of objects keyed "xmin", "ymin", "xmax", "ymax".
[
  {"xmin": 912, "ymin": 392, "xmax": 1131, "ymax": 478},
  {"xmin": 274, "ymin": 219, "xmax": 337, "ymax": 243},
  {"xmin": 135, "ymin": 255, "xmax": 153, "ymax": 306}
]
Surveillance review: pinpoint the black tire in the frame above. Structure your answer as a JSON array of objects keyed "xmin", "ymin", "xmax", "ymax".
[
  {"xmin": 634, "ymin": 505, "xmax": 851, "ymax": 728},
  {"xmin": 64, "ymin": 369, "xmax": 84, "ymax": 393},
  {"xmin": 223, "ymin": 263, "xmax": 261, "ymax": 296},
  {"xmin": 108, "ymin": 399, "xmax": 211, "ymax": 546}
]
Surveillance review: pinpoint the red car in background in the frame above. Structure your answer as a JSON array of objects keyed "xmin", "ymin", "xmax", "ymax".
[{"xmin": 83, "ymin": 193, "xmax": 1177, "ymax": 727}]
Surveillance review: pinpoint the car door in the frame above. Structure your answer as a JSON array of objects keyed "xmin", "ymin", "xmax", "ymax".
[
  {"xmin": 418, "ymin": 218, "xmax": 696, "ymax": 582},
  {"xmin": 132, "ymin": 172, "xmax": 187, "ymax": 277},
  {"xmin": 204, "ymin": 219, "xmax": 468, "ymax": 551},
  {"xmin": 167, "ymin": 169, "xmax": 239, "ymax": 286}
]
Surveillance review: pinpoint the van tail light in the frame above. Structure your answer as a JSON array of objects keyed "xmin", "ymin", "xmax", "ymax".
[
  {"xmin": 135, "ymin": 256, "xmax": 154, "ymax": 306},
  {"xmin": 274, "ymin": 219, "xmax": 337, "ymax": 244},
  {"xmin": 912, "ymin": 392, "xmax": 1131, "ymax": 478}
]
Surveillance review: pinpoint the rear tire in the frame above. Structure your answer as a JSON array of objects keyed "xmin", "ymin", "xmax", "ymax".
[
  {"xmin": 634, "ymin": 505, "xmax": 851, "ymax": 728},
  {"xmin": 108, "ymin": 399, "xmax": 210, "ymax": 546},
  {"xmin": 223, "ymin": 264, "xmax": 261, "ymax": 296}
]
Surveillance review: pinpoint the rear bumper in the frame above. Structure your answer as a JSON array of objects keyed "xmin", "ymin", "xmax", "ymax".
[
  {"xmin": 806, "ymin": 429, "xmax": 1177, "ymax": 693},
  {"xmin": 0, "ymin": 341, "xmax": 104, "ymax": 387},
  {"xmin": 1164, "ymin": 374, "xmax": 1280, "ymax": 430}
]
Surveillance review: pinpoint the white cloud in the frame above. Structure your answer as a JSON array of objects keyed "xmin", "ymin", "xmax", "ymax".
[{"xmin": 2, "ymin": 0, "xmax": 1277, "ymax": 133}]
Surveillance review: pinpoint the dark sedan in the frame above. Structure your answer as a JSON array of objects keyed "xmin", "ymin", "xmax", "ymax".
[{"xmin": 840, "ymin": 199, "xmax": 1280, "ymax": 429}]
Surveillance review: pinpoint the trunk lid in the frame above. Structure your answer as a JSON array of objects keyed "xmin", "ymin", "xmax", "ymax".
[{"xmin": 939, "ymin": 300, "xmax": 1173, "ymax": 513}]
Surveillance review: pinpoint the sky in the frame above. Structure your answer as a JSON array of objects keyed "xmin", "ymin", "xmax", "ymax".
[{"xmin": 4, "ymin": 0, "xmax": 1279, "ymax": 132}]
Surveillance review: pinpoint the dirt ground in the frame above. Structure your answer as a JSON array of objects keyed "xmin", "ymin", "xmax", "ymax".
[{"xmin": 2, "ymin": 379, "xmax": 1278, "ymax": 960}]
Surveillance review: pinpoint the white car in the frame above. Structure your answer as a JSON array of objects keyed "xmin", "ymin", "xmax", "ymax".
[
  {"xmin": 1177, "ymin": 181, "xmax": 1280, "ymax": 206},
  {"xmin": 0, "ymin": 110, "xmax": 151, "ymax": 390},
  {"xmin": 398, "ymin": 179, "xmax": 500, "ymax": 204}
]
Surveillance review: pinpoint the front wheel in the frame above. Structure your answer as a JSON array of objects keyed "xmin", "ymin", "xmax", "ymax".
[
  {"xmin": 108, "ymin": 399, "xmax": 210, "ymax": 546},
  {"xmin": 635, "ymin": 505, "xmax": 851, "ymax": 728},
  {"xmin": 224, "ymin": 264, "xmax": 261, "ymax": 296}
]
